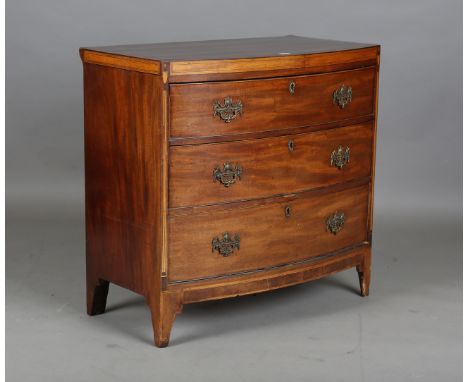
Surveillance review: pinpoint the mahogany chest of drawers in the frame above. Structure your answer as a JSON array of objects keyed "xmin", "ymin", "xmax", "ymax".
[{"xmin": 80, "ymin": 36, "xmax": 380, "ymax": 347}]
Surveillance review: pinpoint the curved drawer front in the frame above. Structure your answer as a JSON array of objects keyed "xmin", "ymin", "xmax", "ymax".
[
  {"xmin": 170, "ymin": 67, "xmax": 376, "ymax": 139},
  {"xmin": 168, "ymin": 183, "xmax": 369, "ymax": 282},
  {"xmin": 170, "ymin": 122, "xmax": 373, "ymax": 208}
]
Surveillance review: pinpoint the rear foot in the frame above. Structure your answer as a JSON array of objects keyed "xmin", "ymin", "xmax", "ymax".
[{"xmin": 87, "ymin": 278, "xmax": 109, "ymax": 315}]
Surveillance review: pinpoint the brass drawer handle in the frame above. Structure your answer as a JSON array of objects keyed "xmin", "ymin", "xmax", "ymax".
[
  {"xmin": 212, "ymin": 232, "xmax": 240, "ymax": 257},
  {"xmin": 213, "ymin": 97, "xmax": 243, "ymax": 123},
  {"xmin": 330, "ymin": 145, "xmax": 350, "ymax": 169},
  {"xmin": 289, "ymin": 80, "xmax": 296, "ymax": 95},
  {"xmin": 213, "ymin": 162, "xmax": 243, "ymax": 187},
  {"xmin": 333, "ymin": 85, "xmax": 352, "ymax": 109},
  {"xmin": 326, "ymin": 211, "xmax": 345, "ymax": 235}
]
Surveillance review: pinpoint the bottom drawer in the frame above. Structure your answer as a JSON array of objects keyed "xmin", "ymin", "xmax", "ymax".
[{"xmin": 168, "ymin": 183, "xmax": 369, "ymax": 282}]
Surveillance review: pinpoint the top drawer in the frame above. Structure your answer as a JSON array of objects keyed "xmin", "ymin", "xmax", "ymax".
[{"xmin": 170, "ymin": 67, "xmax": 376, "ymax": 139}]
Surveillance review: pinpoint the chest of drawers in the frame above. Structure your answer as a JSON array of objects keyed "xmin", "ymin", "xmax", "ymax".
[{"xmin": 80, "ymin": 36, "xmax": 380, "ymax": 347}]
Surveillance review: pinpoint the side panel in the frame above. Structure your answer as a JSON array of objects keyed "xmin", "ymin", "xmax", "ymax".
[{"xmin": 84, "ymin": 64, "xmax": 163, "ymax": 295}]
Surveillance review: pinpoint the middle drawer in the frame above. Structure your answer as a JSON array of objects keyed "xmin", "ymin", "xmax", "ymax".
[{"xmin": 169, "ymin": 122, "xmax": 373, "ymax": 208}]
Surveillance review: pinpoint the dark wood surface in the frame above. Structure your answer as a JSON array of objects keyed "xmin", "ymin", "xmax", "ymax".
[
  {"xmin": 83, "ymin": 63, "xmax": 174, "ymax": 346},
  {"xmin": 81, "ymin": 37, "xmax": 379, "ymax": 347},
  {"xmin": 84, "ymin": 35, "xmax": 376, "ymax": 61},
  {"xmin": 169, "ymin": 115, "xmax": 374, "ymax": 146},
  {"xmin": 170, "ymin": 68, "xmax": 375, "ymax": 138},
  {"xmin": 80, "ymin": 37, "xmax": 379, "ymax": 82},
  {"xmin": 170, "ymin": 123, "xmax": 373, "ymax": 208},
  {"xmin": 167, "ymin": 48, "xmax": 378, "ymax": 82},
  {"xmin": 168, "ymin": 183, "xmax": 369, "ymax": 281},
  {"xmin": 84, "ymin": 64, "xmax": 163, "ymax": 297}
]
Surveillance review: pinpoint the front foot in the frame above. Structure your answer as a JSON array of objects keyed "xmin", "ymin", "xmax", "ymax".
[
  {"xmin": 146, "ymin": 291, "xmax": 183, "ymax": 348},
  {"xmin": 356, "ymin": 251, "xmax": 371, "ymax": 297},
  {"xmin": 357, "ymin": 268, "xmax": 369, "ymax": 296}
]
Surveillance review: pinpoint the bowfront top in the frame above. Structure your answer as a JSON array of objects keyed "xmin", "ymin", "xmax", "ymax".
[{"xmin": 80, "ymin": 35, "xmax": 380, "ymax": 82}]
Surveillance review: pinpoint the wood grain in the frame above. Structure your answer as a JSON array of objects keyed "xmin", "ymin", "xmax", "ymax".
[
  {"xmin": 368, "ymin": 49, "xmax": 381, "ymax": 236},
  {"xmin": 85, "ymin": 36, "xmax": 376, "ymax": 62},
  {"xmin": 84, "ymin": 63, "xmax": 163, "ymax": 300},
  {"xmin": 169, "ymin": 115, "xmax": 374, "ymax": 146},
  {"xmin": 146, "ymin": 291, "xmax": 183, "ymax": 347},
  {"xmin": 82, "ymin": 37, "xmax": 380, "ymax": 347},
  {"xmin": 168, "ymin": 183, "xmax": 369, "ymax": 281},
  {"xmin": 170, "ymin": 67, "xmax": 375, "ymax": 139},
  {"xmin": 172, "ymin": 245, "xmax": 370, "ymax": 303},
  {"xmin": 80, "ymin": 50, "xmax": 161, "ymax": 74},
  {"xmin": 170, "ymin": 122, "xmax": 374, "ymax": 207},
  {"xmin": 169, "ymin": 48, "xmax": 378, "ymax": 79},
  {"xmin": 81, "ymin": 36, "xmax": 378, "ymax": 81}
]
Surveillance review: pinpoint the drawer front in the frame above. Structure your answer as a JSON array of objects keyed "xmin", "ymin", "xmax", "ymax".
[
  {"xmin": 168, "ymin": 184, "xmax": 369, "ymax": 282},
  {"xmin": 170, "ymin": 123, "xmax": 373, "ymax": 208},
  {"xmin": 170, "ymin": 67, "xmax": 376, "ymax": 139}
]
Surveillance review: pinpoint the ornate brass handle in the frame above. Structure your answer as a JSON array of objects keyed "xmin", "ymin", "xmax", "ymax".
[
  {"xmin": 212, "ymin": 232, "xmax": 240, "ymax": 257},
  {"xmin": 333, "ymin": 85, "xmax": 352, "ymax": 109},
  {"xmin": 326, "ymin": 211, "xmax": 345, "ymax": 235},
  {"xmin": 289, "ymin": 80, "xmax": 296, "ymax": 95},
  {"xmin": 330, "ymin": 145, "xmax": 350, "ymax": 169},
  {"xmin": 213, "ymin": 162, "xmax": 242, "ymax": 187},
  {"xmin": 213, "ymin": 97, "xmax": 243, "ymax": 123}
]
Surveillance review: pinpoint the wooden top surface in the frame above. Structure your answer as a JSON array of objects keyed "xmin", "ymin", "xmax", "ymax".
[
  {"xmin": 80, "ymin": 36, "xmax": 379, "ymax": 80},
  {"xmin": 83, "ymin": 35, "xmax": 376, "ymax": 62}
]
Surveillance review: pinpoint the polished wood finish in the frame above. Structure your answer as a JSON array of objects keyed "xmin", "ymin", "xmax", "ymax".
[
  {"xmin": 170, "ymin": 68, "xmax": 375, "ymax": 139},
  {"xmin": 169, "ymin": 49, "xmax": 375, "ymax": 75},
  {"xmin": 84, "ymin": 36, "xmax": 375, "ymax": 61},
  {"xmin": 368, "ymin": 53, "xmax": 381, "ymax": 236},
  {"xmin": 80, "ymin": 50, "xmax": 161, "ymax": 74},
  {"xmin": 170, "ymin": 122, "xmax": 373, "ymax": 207},
  {"xmin": 84, "ymin": 64, "xmax": 163, "ymax": 297},
  {"xmin": 170, "ymin": 115, "xmax": 374, "ymax": 146},
  {"xmin": 174, "ymin": 245, "xmax": 370, "ymax": 302},
  {"xmin": 146, "ymin": 291, "xmax": 183, "ymax": 348},
  {"xmin": 169, "ymin": 184, "xmax": 369, "ymax": 281},
  {"xmin": 83, "ymin": 64, "xmax": 171, "ymax": 347},
  {"xmin": 81, "ymin": 36, "xmax": 378, "ymax": 81},
  {"xmin": 81, "ymin": 36, "xmax": 380, "ymax": 347}
]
